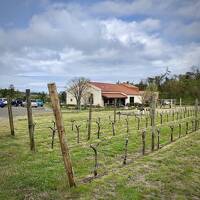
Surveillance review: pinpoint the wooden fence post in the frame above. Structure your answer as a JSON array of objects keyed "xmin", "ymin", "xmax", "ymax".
[
  {"xmin": 137, "ymin": 117, "xmax": 140, "ymax": 130},
  {"xmin": 125, "ymin": 118, "xmax": 129, "ymax": 133},
  {"xmin": 172, "ymin": 111, "xmax": 175, "ymax": 121},
  {"xmin": 195, "ymin": 99, "xmax": 198, "ymax": 131},
  {"xmin": 111, "ymin": 121, "xmax": 115, "ymax": 136},
  {"xmin": 71, "ymin": 120, "xmax": 75, "ymax": 131},
  {"xmin": 179, "ymin": 123, "xmax": 181, "ymax": 138},
  {"xmin": 114, "ymin": 99, "xmax": 117, "ymax": 123},
  {"xmin": 7, "ymin": 96, "xmax": 15, "ymax": 136},
  {"xmin": 75, "ymin": 124, "xmax": 81, "ymax": 144},
  {"xmin": 142, "ymin": 129, "xmax": 146, "ymax": 155},
  {"xmin": 170, "ymin": 125, "xmax": 174, "ymax": 142},
  {"xmin": 26, "ymin": 89, "xmax": 35, "ymax": 152},
  {"xmin": 123, "ymin": 138, "xmax": 129, "ymax": 165},
  {"xmin": 176, "ymin": 112, "xmax": 179, "ymax": 120},
  {"xmin": 157, "ymin": 128, "xmax": 160, "ymax": 149},
  {"xmin": 118, "ymin": 112, "xmax": 121, "ymax": 121},
  {"xmin": 150, "ymin": 95, "xmax": 156, "ymax": 151},
  {"xmin": 88, "ymin": 94, "xmax": 92, "ymax": 140},
  {"xmin": 191, "ymin": 120, "xmax": 194, "ymax": 132},
  {"xmin": 48, "ymin": 83, "xmax": 76, "ymax": 187},
  {"xmin": 184, "ymin": 107, "xmax": 186, "ymax": 118},
  {"xmin": 186, "ymin": 121, "xmax": 189, "ymax": 134}
]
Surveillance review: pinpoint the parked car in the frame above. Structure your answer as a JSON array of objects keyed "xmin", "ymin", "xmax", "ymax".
[
  {"xmin": 0, "ymin": 98, "xmax": 8, "ymax": 105},
  {"xmin": 12, "ymin": 99, "xmax": 23, "ymax": 107},
  {"xmin": 0, "ymin": 100, "xmax": 5, "ymax": 108},
  {"xmin": 22, "ymin": 100, "xmax": 38, "ymax": 108},
  {"xmin": 36, "ymin": 99, "xmax": 44, "ymax": 107}
]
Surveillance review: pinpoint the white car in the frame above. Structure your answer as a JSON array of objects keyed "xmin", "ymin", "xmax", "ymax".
[
  {"xmin": 22, "ymin": 100, "xmax": 38, "ymax": 108},
  {"xmin": 0, "ymin": 98, "xmax": 8, "ymax": 105}
]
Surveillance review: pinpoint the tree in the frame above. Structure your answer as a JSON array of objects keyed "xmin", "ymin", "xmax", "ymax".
[
  {"xmin": 139, "ymin": 82, "xmax": 158, "ymax": 105},
  {"xmin": 67, "ymin": 77, "xmax": 90, "ymax": 110}
]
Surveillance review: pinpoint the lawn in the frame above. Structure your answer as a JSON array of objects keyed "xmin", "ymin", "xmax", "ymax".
[{"xmin": 0, "ymin": 108, "xmax": 199, "ymax": 199}]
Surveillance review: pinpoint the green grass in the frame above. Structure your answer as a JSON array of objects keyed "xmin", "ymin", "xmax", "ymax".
[{"xmin": 0, "ymin": 108, "xmax": 200, "ymax": 199}]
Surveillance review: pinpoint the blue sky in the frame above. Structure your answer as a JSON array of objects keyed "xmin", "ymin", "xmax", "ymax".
[{"xmin": 0, "ymin": 0, "xmax": 200, "ymax": 92}]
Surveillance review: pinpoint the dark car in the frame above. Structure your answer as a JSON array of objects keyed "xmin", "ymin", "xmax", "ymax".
[
  {"xmin": 0, "ymin": 100, "xmax": 5, "ymax": 108},
  {"xmin": 12, "ymin": 99, "xmax": 23, "ymax": 107}
]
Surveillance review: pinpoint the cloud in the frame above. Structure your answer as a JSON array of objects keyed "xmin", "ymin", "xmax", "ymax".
[{"xmin": 0, "ymin": 1, "xmax": 199, "ymax": 91}]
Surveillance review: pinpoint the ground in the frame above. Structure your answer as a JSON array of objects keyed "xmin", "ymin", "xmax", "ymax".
[{"xmin": 0, "ymin": 108, "xmax": 199, "ymax": 200}]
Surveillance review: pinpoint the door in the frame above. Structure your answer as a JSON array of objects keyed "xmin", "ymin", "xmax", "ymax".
[{"xmin": 130, "ymin": 97, "xmax": 134, "ymax": 106}]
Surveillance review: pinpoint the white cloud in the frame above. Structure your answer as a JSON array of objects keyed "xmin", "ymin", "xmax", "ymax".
[{"xmin": 0, "ymin": 1, "xmax": 199, "ymax": 91}]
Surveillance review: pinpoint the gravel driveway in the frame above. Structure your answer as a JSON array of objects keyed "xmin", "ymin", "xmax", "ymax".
[{"xmin": 0, "ymin": 107, "xmax": 52, "ymax": 119}]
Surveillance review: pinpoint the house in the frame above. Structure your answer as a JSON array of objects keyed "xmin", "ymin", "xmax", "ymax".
[{"xmin": 66, "ymin": 82, "xmax": 142, "ymax": 107}]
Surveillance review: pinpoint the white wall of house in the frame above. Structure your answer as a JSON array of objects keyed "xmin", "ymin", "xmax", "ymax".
[
  {"xmin": 66, "ymin": 84, "xmax": 104, "ymax": 107},
  {"xmin": 125, "ymin": 95, "xmax": 142, "ymax": 105}
]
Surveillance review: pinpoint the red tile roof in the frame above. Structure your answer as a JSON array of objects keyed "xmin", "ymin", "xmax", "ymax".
[
  {"xmin": 102, "ymin": 92, "xmax": 127, "ymax": 98},
  {"xmin": 90, "ymin": 82, "xmax": 139, "ymax": 95}
]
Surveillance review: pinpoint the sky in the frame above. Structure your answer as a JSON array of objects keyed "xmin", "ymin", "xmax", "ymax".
[{"xmin": 0, "ymin": 0, "xmax": 200, "ymax": 92}]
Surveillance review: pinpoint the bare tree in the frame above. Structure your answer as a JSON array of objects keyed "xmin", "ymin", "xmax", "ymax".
[
  {"xmin": 139, "ymin": 82, "xmax": 158, "ymax": 105},
  {"xmin": 67, "ymin": 77, "xmax": 90, "ymax": 110}
]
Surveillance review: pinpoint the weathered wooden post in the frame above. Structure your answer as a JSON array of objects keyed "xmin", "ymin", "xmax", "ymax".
[
  {"xmin": 191, "ymin": 120, "xmax": 194, "ymax": 132},
  {"xmin": 125, "ymin": 118, "xmax": 129, "ymax": 133},
  {"xmin": 26, "ymin": 89, "xmax": 35, "ymax": 152},
  {"xmin": 150, "ymin": 95, "xmax": 156, "ymax": 151},
  {"xmin": 86, "ymin": 119, "xmax": 88, "ymax": 129},
  {"xmin": 166, "ymin": 112, "xmax": 169, "ymax": 122},
  {"xmin": 48, "ymin": 83, "xmax": 76, "ymax": 187},
  {"xmin": 71, "ymin": 120, "xmax": 75, "ymax": 131},
  {"xmin": 75, "ymin": 124, "xmax": 81, "ymax": 143},
  {"xmin": 172, "ymin": 111, "xmax": 175, "ymax": 121},
  {"xmin": 111, "ymin": 121, "xmax": 115, "ymax": 136},
  {"xmin": 176, "ymin": 112, "xmax": 179, "ymax": 120},
  {"xmin": 88, "ymin": 94, "xmax": 93, "ymax": 140},
  {"xmin": 137, "ymin": 117, "xmax": 140, "ymax": 130},
  {"xmin": 180, "ymin": 98, "xmax": 182, "ymax": 107},
  {"xmin": 123, "ymin": 138, "xmax": 129, "ymax": 165},
  {"xmin": 186, "ymin": 121, "xmax": 189, "ymax": 134},
  {"xmin": 114, "ymin": 99, "xmax": 117, "ymax": 123},
  {"xmin": 184, "ymin": 107, "xmax": 186, "ymax": 118},
  {"xmin": 7, "ymin": 96, "xmax": 15, "ymax": 136},
  {"xmin": 142, "ymin": 129, "xmax": 146, "ymax": 155},
  {"xmin": 195, "ymin": 99, "xmax": 198, "ymax": 131},
  {"xmin": 179, "ymin": 123, "xmax": 181, "ymax": 138},
  {"xmin": 157, "ymin": 128, "xmax": 160, "ymax": 149},
  {"xmin": 170, "ymin": 125, "xmax": 174, "ymax": 142},
  {"xmin": 118, "ymin": 112, "xmax": 121, "ymax": 121}
]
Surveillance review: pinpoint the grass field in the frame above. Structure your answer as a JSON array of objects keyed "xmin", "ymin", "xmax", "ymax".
[{"xmin": 0, "ymin": 108, "xmax": 199, "ymax": 199}]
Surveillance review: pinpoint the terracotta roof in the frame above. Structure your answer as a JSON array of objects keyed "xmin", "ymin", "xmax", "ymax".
[
  {"xmin": 102, "ymin": 92, "xmax": 127, "ymax": 98},
  {"xmin": 90, "ymin": 82, "xmax": 139, "ymax": 95}
]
